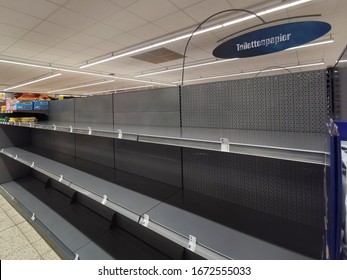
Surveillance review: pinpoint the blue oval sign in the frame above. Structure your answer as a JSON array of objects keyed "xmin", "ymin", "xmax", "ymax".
[{"xmin": 213, "ymin": 21, "xmax": 331, "ymax": 58}]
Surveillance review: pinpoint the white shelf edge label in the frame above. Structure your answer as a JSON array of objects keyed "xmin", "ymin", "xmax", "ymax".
[
  {"xmin": 188, "ymin": 235, "xmax": 197, "ymax": 252},
  {"xmin": 53, "ymin": 124, "xmax": 57, "ymax": 131},
  {"xmin": 29, "ymin": 123, "xmax": 32, "ymax": 128},
  {"xmin": 140, "ymin": 214, "xmax": 149, "ymax": 227},
  {"xmin": 31, "ymin": 213, "xmax": 36, "ymax": 221},
  {"xmin": 88, "ymin": 127, "xmax": 92, "ymax": 135},
  {"xmin": 59, "ymin": 175, "xmax": 63, "ymax": 182},
  {"xmin": 220, "ymin": 138, "xmax": 230, "ymax": 152},
  {"xmin": 69, "ymin": 125, "xmax": 73, "ymax": 133},
  {"xmin": 117, "ymin": 129, "xmax": 123, "ymax": 139},
  {"xmin": 74, "ymin": 254, "xmax": 79, "ymax": 260},
  {"xmin": 102, "ymin": 195, "xmax": 108, "ymax": 205}
]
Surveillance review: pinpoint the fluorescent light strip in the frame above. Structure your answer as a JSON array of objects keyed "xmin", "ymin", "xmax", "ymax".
[
  {"xmin": 0, "ymin": 58, "xmax": 173, "ymax": 87},
  {"xmin": 115, "ymin": 85, "xmax": 154, "ymax": 92},
  {"xmin": 4, "ymin": 73, "xmax": 62, "ymax": 91},
  {"xmin": 173, "ymin": 62, "xmax": 324, "ymax": 84},
  {"xmin": 48, "ymin": 80, "xmax": 114, "ymax": 93},
  {"xmin": 286, "ymin": 39, "xmax": 334, "ymax": 51},
  {"xmin": 136, "ymin": 59, "xmax": 238, "ymax": 78},
  {"xmin": 79, "ymin": 0, "xmax": 312, "ymax": 69},
  {"xmin": 338, "ymin": 60, "xmax": 347, "ymax": 63}
]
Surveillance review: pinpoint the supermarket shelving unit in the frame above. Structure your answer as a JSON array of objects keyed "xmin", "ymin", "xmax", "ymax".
[{"xmin": 0, "ymin": 70, "xmax": 331, "ymax": 260}]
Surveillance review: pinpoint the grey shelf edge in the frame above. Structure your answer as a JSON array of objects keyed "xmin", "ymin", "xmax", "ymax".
[
  {"xmin": 146, "ymin": 220, "xmax": 230, "ymax": 260},
  {"xmin": 0, "ymin": 148, "xmax": 140, "ymax": 223},
  {"xmin": 0, "ymin": 122, "xmax": 329, "ymax": 165}
]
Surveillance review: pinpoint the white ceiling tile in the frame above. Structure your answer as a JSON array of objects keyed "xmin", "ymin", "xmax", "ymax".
[
  {"xmin": 79, "ymin": 47, "xmax": 108, "ymax": 57},
  {"xmin": 109, "ymin": 0, "xmax": 137, "ymax": 8},
  {"xmin": 0, "ymin": 34, "xmax": 18, "ymax": 46},
  {"xmin": 127, "ymin": 0, "xmax": 178, "ymax": 21},
  {"xmin": 129, "ymin": 23, "xmax": 167, "ymax": 41},
  {"xmin": 22, "ymin": 31, "xmax": 61, "ymax": 46},
  {"xmin": 84, "ymin": 23, "xmax": 123, "ymax": 40},
  {"xmin": 110, "ymin": 33, "xmax": 143, "ymax": 47},
  {"xmin": 67, "ymin": 32, "xmax": 103, "ymax": 46},
  {"xmin": 168, "ymin": 0, "xmax": 204, "ymax": 9},
  {"xmin": 65, "ymin": 0, "xmax": 122, "ymax": 20},
  {"xmin": 153, "ymin": 11, "xmax": 197, "ymax": 33},
  {"xmin": 31, "ymin": 52, "xmax": 62, "ymax": 62},
  {"xmin": 93, "ymin": 41, "xmax": 123, "ymax": 52},
  {"xmin": 54, "ymin": 40, "xmax": 88, "ymax": 52},
  {"xmin": 103, "ymin": 9, "xmax": 147, "ymax": 31},
  {"xmin": 0, "ymin": 6, "xmax": 42, "ymax": 30},
  {"xmin": 44, "ymin": 47, "xmax": 75, "ymax": 57},
  {"xmin": 0, "ymin": 0, "xmax": 59, "ymax": 19},
  {"xmin": 0, "ymin": 23, "xmax": 28, "ymax": 39},
  {"xmin": 11, "ymin": 40, "xmax": 49, "ymax": 52},
  {"xmin": 47, "ymin": 7, "xmax": 96, "ymax": 31},
  {"xmin": 33, "ymin": 21, "xmax": 76, "ymax": 40},
  {"xmin": 183, "ymin": 0, "xmax": 233, "ymax": 22},
  {"xmin": 47, "ymin": 0, "xmax": 69, "ymax": 6},
  {"xmin": 2, "ymin": 46, "xmax": 42, "ymax": 58},
  {"xmin": 0, "ymin": 44, "xmax": 9, "ymax": 53}
]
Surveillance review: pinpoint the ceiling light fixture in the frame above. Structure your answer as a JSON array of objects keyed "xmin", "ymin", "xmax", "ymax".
[
  {"xmin": 48, "ymin": 80, "xmax": 114, "ymax": 93},
  {"xmin": 135, "ymin": 58, "xmax": 238, "ymax": 78},
  {"xmin": 173, "ymin": 62, "xmax": 324, "ymax": 84},
  {"xmin": 286, "ymin": 39, "xmax": 334, "ymax": 51},
  {"xmin": 338, "ymin": 60, "xmax": 347, "ymax": 63},
  {"xmin": 4, "ymin": 73, "xmax": 62, "ymax": 91},
  {"xmin": 79, "ymin": 0, "xmax": 312, "ymax": 69},
  {"xmin": 0, "ymin": 58, "xmax": 174, "ymax": 87},
  {"xmin": 115, "ymin": 85, "xmax": 154, "ymax": 92}
]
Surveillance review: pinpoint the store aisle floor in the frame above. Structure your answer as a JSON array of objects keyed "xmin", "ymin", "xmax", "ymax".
[{"xmin": 0, "ymin": 192, "xmax": 61, "ymax": 260}]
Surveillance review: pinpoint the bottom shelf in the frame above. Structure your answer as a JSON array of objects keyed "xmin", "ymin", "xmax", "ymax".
[
  {"xmin": 0, "ymin": 174, "xmax": 201, "ymax": 260},
  {"xmin": 148, "ymin": 190, "xmax": 323, "ymax": 259}
]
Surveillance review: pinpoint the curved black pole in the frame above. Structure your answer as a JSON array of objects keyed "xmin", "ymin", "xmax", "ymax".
[{"xmin": 181, "ymin": 9, "xmax": 265, "ymax": 86}]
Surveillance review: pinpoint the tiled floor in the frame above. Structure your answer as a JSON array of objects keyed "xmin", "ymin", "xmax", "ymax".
[{"xmin": 0, "ymin": 193, "xmax": 61, "ymax": 260}]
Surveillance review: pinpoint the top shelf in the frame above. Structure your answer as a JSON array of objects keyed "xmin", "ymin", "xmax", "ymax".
[{"xmin": 0, "ymin": 121, "xmax": 329, "ymax": 165}]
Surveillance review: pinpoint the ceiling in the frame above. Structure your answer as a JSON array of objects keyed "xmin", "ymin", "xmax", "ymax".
[{"xmin": 0, "ymin": 0, "xmax": 346, "ymax": 96}]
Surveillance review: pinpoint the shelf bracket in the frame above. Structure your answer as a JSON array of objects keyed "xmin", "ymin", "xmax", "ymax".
[
  {"xmin": 31, "ymin": 162, "xmax": 35, "ymax": 168},
  {"xmin": 69, "ymin": 125, "xmax": 73, "ymax": 133},
  {"xmin": 1, "ymin": 148, "xmax": 3, "ymax": 153},
  {"xmin": 31, "ymin": 213, "xmax": 36, "ymax": 221},
  {"xmin": 14, "ymin": 155, "xmax": 18, "ymax": 160},
  {"xmin": 53, "ymin": 124, "xmax": 57, "ymax": 131},
  {"xmin": 139, "ymin": 214, "xmax": 149, "ymax": 227},
  {"xmin": 59, "ymin": 175, "xmax": 63, "ymax": 182},
  {"xmin": 220, "ymin": 138, "xmax": 230, "ymax": 152},
  {"xmin": 101, "ymin": 195, "xmax": 108, "ymax": 205},
  {"xmin": 88, "ymin": 127, "xmax": 92, "ymax": 135},
  {"xmin": 188, "ymin": 235, "xmax": 197, "ymax": 252},
  {"xmin": 117, "ymin": 129, "xmax": 123, "ymax": 139},
  {"xmin": 74, "ymin": 254, "xmax": 79, "ymax": 260}
]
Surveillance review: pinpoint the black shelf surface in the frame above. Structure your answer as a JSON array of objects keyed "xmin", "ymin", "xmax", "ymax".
[
  {"xmin": 0, "ymin": 121, "xmax": 329, "ymax": 165},
  {"xmin": 0, "ymin": 147, "xmax": 171, "ymax": 220},
  {"xmin": 1, "ymin": 178, "xmax": 171, "ymax": 260},
  {"xmin": 147, "ymin": 190, "xmax": 323, "ymax": 260}
]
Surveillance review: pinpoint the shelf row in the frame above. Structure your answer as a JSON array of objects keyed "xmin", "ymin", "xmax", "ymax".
[
  {"xmin": 0, "ymin": 146, "xmax": 312, "ymax": 260},
  {"xmin": 0, "ymin": 121, "xmax": 329, "ymax": 165}
]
